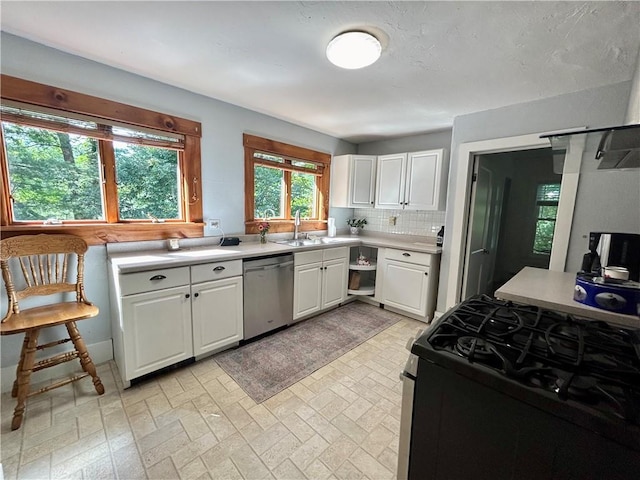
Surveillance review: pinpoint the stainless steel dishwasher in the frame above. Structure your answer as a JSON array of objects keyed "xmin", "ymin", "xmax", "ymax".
[{"xmin": 243, "ymin": 254, "xmax": 294, "ymax": 340}]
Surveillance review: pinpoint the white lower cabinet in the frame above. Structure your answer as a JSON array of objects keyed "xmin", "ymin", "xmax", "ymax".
[
  {"xmin": 110, "ymin": 260, "xmax": 243, "ymax": 387},
  {"xmin": 293, "ymin": 247, "xmax": 348, "ymax": 320},
  {"xmin": 293, "ymin": 260, "xmax": 323, "ymax": 319},
  {"xmin": 382, "ymin": 261, "xmax": 429, "ymax": 317},
  {"xmin": 323, "ymin": 258, "xmax": 348, "ymax": 308},
  {"xmin": 122, "ymin": 286, "xmax": 192, "ymax": 380},
  {"xmin": 380, "ymin": 248, "xmax": 439, "ymax": 321},
  {"xmin": 192, "ymin": 276, "xmax": 243, "ymax": 357}
]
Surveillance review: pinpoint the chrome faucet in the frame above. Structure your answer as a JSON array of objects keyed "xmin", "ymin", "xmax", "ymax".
[{"xmin": 293, "ymin": 210, "xmax": 301, "ymax": 240}]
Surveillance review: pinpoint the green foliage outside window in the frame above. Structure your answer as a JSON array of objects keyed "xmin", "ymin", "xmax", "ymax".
[
  {"xmin": 115, "ymin": 143, "xmax": 179, "ymax": 220},
  {"xmin": 290, "ymin": 172, "xmax": 315, "ymax": 218},
  {"xmin": 3, "ymin": 123, "xmax": 103, "ymax": 221},
  {"xmin": 2, "ymin": 122, "xmax": 181, "ymax": 222},
  {"xmin": 254, "ymin": 164, "xmax": 316, "ymax": 219},
  {"xmin": 533, "ymin": 183, "xmax": 561, "ymax": 255},
  {"xmin": 254, "ymin": 165, "xmax": 283, "ymax": 218}
]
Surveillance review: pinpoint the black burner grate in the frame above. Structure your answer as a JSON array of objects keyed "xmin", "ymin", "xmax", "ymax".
[{"xmin": 427, "ymin": 295, "xmax": 640, "ymax": 423}]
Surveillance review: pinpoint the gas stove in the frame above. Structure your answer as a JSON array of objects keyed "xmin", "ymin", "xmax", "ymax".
[
  {"xmin": 409, "ymin": 295, "xmax": 640, "ymax": 461},
  {"xmin": 423, "ymin": 295, "xmax": 640, "ymax": 424}
]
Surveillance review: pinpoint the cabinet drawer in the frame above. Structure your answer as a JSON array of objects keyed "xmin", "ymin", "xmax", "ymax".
[
  {"xmin": 191, "ymin": 260, "xmax": 242, "ymax": 284},
  {"xmin": 295, "ymin": 250, "xmax": 324, "ymax": 266},
  {"xmin": 385, "ymin": 248, "xmax": 432, "ymax": 266},
  {"xmin": 323, "ymin": 246, "xmax": 348, "ymax": 261},
  {"xmin": 119, "ymin": 266, "xmax": 190, "ymax": 296}
]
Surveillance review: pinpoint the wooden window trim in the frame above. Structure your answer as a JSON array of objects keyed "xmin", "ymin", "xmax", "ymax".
[
  {"xmin": 244, "ymin": 133, "xmax": 330, "ymax": 234},
  {"xmin": 0, "ymin": 75, "xmax": 203, "ymax": 245}
]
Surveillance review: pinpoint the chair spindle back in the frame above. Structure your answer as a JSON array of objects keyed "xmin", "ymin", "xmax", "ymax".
[{"xmin": 1, "ymin": 234, "xmax": 91, "ymax": 321}]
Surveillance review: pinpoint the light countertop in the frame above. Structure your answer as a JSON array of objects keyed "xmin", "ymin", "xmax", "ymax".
[
  {"xmin": 495, "ymin": 267, "xmax": 639, "ymax": 329},
  {"xmin": 109, "ymin": 234, "xmax": 442, "ymax": 273}
]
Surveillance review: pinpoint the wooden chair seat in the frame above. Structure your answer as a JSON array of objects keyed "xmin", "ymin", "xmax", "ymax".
[
  {"xmin": 1, "ymin": 234, "xmax": 105, "ymax": 430},
  {"xmin": 0, "ymin": 302, "xmax": 99, "ymax": 335}
]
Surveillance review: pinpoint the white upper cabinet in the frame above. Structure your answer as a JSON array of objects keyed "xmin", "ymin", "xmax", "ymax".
[
  {"xmin": 375, "ymin": 149, "xmax": 446, "ymax": 211},
  {"xmin": 330, "ymin": 155, "xmax": 377, "ymax": 208},
  {"xmin": 375, "ymin": 153, "xmax": 407, "ymax": 208}
]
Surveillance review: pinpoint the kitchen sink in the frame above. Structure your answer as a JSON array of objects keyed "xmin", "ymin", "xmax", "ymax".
[
  {"xmin": 274, "ymin": 237, "xmax": 356, "ymax": 247},
  {"xmin": 274, "ymin": 239, "xmax": 318, "ymax": 247}
]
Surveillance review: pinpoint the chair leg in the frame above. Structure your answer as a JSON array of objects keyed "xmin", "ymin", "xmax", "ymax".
[
  {"xmin": 66, "ymin": 321, "xmax": 105, "ymax": 395},
  {"xmin": 12, "ymin": 335, "xmax": 30, "ymax": 398},
  {"xmin": 12, "ymin": 329, "xmax": 40, "ymax": 430}
]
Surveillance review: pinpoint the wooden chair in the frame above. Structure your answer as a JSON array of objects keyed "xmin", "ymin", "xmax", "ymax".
[{"xmin": 0, "ymin": 234, "xmax": 104, "ymax": 430}]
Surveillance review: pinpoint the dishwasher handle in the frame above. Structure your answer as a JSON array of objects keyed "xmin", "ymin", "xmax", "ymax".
[{"xmin": 244, "ymin": 260, "xmax": 293, "ymax": 274}]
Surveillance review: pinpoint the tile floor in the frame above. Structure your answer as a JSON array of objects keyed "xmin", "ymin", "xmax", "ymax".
[{"xmin": 0, "ymin": 312, "xmax": 424, "ymax": 480}]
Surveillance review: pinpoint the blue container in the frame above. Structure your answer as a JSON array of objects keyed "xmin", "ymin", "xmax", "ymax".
[{"xmin": 574, "ymin": 275, "xmax": 640, "ymax": 316}]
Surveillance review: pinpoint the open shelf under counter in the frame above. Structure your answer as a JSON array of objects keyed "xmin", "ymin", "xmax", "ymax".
[
  {"xmin": 348, "ymin": 284, "xmax": 376, "ymax": 296},
  {"xmin": 349, "ymin": 261, "xmax": 377, "ymax": 271}
]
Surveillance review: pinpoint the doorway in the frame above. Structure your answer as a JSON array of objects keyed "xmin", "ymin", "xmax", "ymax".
[
  {"xmin": 461, "ymin": 147, "xmax": 562, "ymax": 300},
  {"xmin": 445, "ymin": 132, "xmax": 583, "ymax": 311}
]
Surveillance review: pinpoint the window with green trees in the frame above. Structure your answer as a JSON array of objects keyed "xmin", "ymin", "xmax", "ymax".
[
  {"xmin": 0, "ymin": 75, "xmax": 203, "ymax": 244},
  {"xmin": 244, "ymin": 134, "xmax": 330, "ymax": 234},
  {"xmin": 533, "ymin": 183, "xmax": 561, "ymax": 255},
  {"xmin": 253, "ymin": 156, "xmax": 317, "ymax": 220},
  {"xmin": 2, "ymin": 120, "xmax": 181, "ymax": 222}
]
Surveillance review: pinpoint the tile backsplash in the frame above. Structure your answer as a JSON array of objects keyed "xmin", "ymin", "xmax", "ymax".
[{"xmin": 353, "ymin": 208, "xmax": 445, "ymax": 237}]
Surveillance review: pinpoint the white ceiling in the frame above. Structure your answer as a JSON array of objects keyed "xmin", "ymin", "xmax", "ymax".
[{"xmin": 2, "ymin": 1, "xmax": 639, "ymax": 144}]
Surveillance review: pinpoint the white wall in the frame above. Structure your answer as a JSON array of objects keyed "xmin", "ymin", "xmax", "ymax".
[
  {"xmin": 439, "ymin": 81, "xmax": 635, "ymax": 313},
  {"xmin": 625, "ymin": 48, "xmax": 640, "ymax": 124},
  {"xmin": 0, "ymin": 33, "xmax": 356, "ymax": 367},
  {"xmin": 357, "ymin": 129, "xmax": 453, "ymax": 156}
]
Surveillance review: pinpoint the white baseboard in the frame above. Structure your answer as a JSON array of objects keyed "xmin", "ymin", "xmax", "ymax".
[
  {"xmin": 1, "ymin": 339, "xmax": 113, "ymax": 393},
  {"xmin": 382, "ymin": 304, "xmax": 430, "ymax": 323}
]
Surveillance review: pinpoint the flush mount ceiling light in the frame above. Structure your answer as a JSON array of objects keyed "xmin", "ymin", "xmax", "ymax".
[{"xmin": 326, "ymin": 31, "xmax": 382, "ymax": 69}]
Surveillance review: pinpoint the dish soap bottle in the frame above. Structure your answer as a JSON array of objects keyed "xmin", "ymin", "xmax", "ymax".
[{"xmin": 437, "ymin": 226, "xmax": 444, "ymax": 247}]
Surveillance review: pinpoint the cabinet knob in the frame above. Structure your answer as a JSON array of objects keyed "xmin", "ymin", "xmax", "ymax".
[
  {"xmin": 150, "ymin": 274, "xmax": 167, "ymax": 281},
  {"xmin": 402, "ymin": 252, "xmax": 411, "ymax": 257},
  {"xmin": 185, "ymin": 293, "xmax": 190, "ymax": 299},
  {"xmin": 194, "ymin": 292, "xmax": 199, "ymax": 298},
  {"xmin": 424, "ymin": 272, "xmax": 428, "ymax": 276},
  {"xmin": 213, "ymin": 266, "xmax": 225, "ymax": 272}
]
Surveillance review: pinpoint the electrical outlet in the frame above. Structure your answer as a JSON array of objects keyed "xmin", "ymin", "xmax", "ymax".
[
  {"xmin": 388, "ymin": 216, "xmax": 396, "ymax": 226},
  {"xmin": 208, "ymin": 219, "xmax": 220, "ymax": 229}
]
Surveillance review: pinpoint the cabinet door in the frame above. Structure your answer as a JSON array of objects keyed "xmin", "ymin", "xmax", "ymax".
[
  {"xmin": 375, "ymin": 153, "xmax": 407, "ymax": 209},
  {"xmin": 350, "ymin": 156, "xmax": 377, "ymax": 207},
  {"xmin": 122, "ymin": 285, "xmax": 192, "ymax": 381},
  {"xmin": 293, "ymin": 262, "xmax": 323, "ymax": 320},
  {"xmin": 382, "ymin": 260, "xmax": 429, "ymax": 317},
  {"xmin": 322, "ymin": 257, "xmax": 348, "ymax": 309},
  {"xmin": 405, "ymin": 150, "xmax": 444, "ymax": 210},
  {"xmin": 192, "ymin": 276, "xmax": 243, "ymax": 356}
]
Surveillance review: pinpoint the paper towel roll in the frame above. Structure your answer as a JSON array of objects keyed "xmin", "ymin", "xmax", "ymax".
[{"xmin": 328, "ymin": 217, "xmax": 336, "ymax": 237}]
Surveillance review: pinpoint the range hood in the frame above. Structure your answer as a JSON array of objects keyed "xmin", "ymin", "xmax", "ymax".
[{"xmin": 541, "ymin": 124, "xmax": 640, "ymax": 170}]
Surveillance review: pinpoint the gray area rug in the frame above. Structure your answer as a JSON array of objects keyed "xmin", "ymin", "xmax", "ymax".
[{"xmin": 214, "ymin": 302, "xmax": 402, "ymax": 403}]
